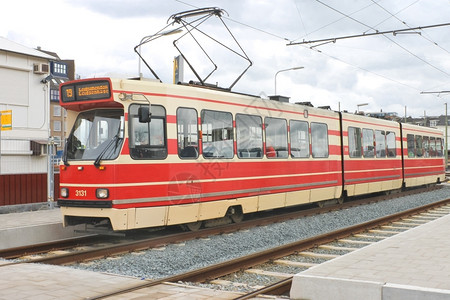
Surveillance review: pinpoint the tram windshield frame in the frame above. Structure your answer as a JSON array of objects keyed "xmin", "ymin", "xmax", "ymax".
[{"xmin": 64, "ymin": 109, "xmax": 124, "ymax": 162}]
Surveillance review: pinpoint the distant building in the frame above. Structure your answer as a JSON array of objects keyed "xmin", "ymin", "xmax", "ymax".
[
  {"xmin": 0, "ymin": 36, "xmax": 74, "ymax": 207},
  {"xmin": 37, "ymin": 47, "xmax": 75, "ymax": 160},
  {"xmin": 365, "ymin": 111, "xmax": 400, "ymax": 121}
]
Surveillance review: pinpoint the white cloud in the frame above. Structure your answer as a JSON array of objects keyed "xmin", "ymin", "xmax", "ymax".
[{"xmin": 1, "ymin": 0, "xmax": 450, "ymax": 117}]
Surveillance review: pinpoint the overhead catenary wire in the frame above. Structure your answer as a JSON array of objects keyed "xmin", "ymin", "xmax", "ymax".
[
  {"xmin": 369, "ymin": 0, "xmax": 450, "ymax": 55},
  {"xmin": 288, "ymin": 22, "xmax": 450, "ymax": 48},
  {"xmin": 364, "ymin": 0, "xmax": 420, "ymax": 33},
  {"xmin": 174, "ymin": 0, "xmax": 449, "ymax": 94},
  {"xmin": 290, "ymin": 0, "xmax": 380, "ymax": 43},
  {"xmin": 305, "ymin": 44, "xmax": 422, "ymax": 92},
  {"xmin": 175, "ymin": 0, "xmax": 292, "ymax": 41},
  {"xmin": 290, "ymin": 0, "xmax": 450, "ymax": 77}
]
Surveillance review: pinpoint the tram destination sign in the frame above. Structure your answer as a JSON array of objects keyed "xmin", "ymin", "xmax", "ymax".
[{"xmin": 61, "ymin": 80, "xmax": 111, "ymax": 102}]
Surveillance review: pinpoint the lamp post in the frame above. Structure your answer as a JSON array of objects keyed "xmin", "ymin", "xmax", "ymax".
[
  {"xmin": 357, "ymin": 103, "xmax": 368, "ymax": 113},
  {"xmin": 274, "ymin": 67, "xmax": 304, "ymax": 95},
  {"xmin": 445, "ymin": 102, "xmax": 448, "ymax": 169}
]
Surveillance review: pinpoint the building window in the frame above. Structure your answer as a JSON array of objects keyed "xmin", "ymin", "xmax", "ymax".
[
  {"xmin": 53, "ymin": 120, "xmax": 61, "ymax": 132},
  {"xmin": 50, "ymin": 89, "xmax": 59, "ymax": 102},
  {"xmin": 53, "ymin": 105, "xmax": 61, "ymax": 117},
  {"xmin": 52, "ymin": 62, "xmax": 68, "ymax": 77}
]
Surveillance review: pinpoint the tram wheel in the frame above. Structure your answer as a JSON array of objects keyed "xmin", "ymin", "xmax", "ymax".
[
  {"xmin": 185, "ymin": 221, "xmax": 203, "ymax": 231},
  {"xmin": 230, "ymin": 207, "xmax": 244, "ymax": 223}
]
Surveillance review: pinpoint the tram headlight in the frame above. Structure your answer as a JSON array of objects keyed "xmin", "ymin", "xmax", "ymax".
[
  {"xmin": 60, "ymin": 188, "xmax": 69, "ymax": 198},
  {"xmin": 96, "ymin": 188, "xmax": 109, "ymax": 199}
]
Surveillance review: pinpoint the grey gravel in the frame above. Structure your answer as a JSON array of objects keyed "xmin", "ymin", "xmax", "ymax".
[{"xmin": 72, "ymin": 186, "xmax": 450, "ymax": 280}]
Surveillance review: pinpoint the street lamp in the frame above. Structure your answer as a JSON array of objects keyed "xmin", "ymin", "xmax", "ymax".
[
  {"xmin": 274, "ymin": 66, "xmax": 304, "ymax": 95},
  {"xmin": 357, "ymin": 103, "xmax": 369, "ymax": 113}
]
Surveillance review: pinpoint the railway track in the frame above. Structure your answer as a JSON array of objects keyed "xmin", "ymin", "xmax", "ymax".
[
  {"xmin": 83, "ymin": 196, "xmax": 450, "ymax": 300},
  {"xmin": 1, "ymin": 185, "xmax": 442, "ymax": 266}
]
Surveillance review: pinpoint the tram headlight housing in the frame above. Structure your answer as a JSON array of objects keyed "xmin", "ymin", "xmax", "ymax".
[
  {"xmin": 60, "ymin": 188, "xmax": 69, "ymax": 198},
  {"xmin": 96, "ymin": 188, "xmax": 109, "ymax": 199}
]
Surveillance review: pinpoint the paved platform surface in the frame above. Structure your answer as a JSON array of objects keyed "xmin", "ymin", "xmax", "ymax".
[
  {"xmin": 0, "ymin": 208, "xmax": 280, "ymax": 299},
  {"xmin": 291, "ymin": 204, "xmax": 450, "ymax": 300},
  {"xmin": 0, "ymin": 208, "xmax": 85, "ymax": 250},
  {"xmin": 0, "ymin": 260, "xmax": 251, "ymax": 300}
]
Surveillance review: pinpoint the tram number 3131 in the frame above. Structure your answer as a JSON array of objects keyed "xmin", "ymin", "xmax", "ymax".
[{"xmin": 76, "ymin": 190, "xmax": 87, "ymax": 197}]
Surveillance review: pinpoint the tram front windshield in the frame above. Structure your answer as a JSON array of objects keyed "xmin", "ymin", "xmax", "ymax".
[{"xmin": 65, "ymin": 109, "xmax": 124, "ymax": 161}]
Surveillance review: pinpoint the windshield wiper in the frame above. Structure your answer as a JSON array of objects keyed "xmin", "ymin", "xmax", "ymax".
[
  {"xmin": 94, "ymin": 134, "xmax": 120, "ymax": 167},
  {"xmin": 62, "ymin": 139, "xmax": 70, "ymax": 166}
]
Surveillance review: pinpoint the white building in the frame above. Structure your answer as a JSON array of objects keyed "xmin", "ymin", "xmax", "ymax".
[{"xmin": 0, "ymin": 36, "xmax": 57, "ymax": 175}]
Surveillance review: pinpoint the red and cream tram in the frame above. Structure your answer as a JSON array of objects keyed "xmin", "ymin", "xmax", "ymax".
[{"xmin": 57, "ymin": 78, "xmax": 445, "ymax": 231}]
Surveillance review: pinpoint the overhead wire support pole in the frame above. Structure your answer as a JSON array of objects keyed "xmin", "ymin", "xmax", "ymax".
[
  {"xmin": 287, "ymin": 22, "xmax": 450, "ymax": 46},
  {"xmin": 420, "ymin": 91, "xmax": 449, "ymax": 169}
]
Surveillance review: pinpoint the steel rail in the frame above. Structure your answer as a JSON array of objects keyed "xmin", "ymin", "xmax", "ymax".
[
  {"xmin": 0, "ymin": 235, "xmax": 101, "ymax": 259},
  {"xmin": 87, "ymin": 195, "xmax": 450, "ymax": 300},
  {"xmin": 22, "ymin": 185, "xmax": 440, "ymax": 265},
  {"xmin": 233, "ymin": 277, "xmax": 292, "ymax": 300}
]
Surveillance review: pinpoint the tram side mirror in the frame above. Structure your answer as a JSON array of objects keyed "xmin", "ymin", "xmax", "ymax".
[{"xmin": 138, "ymin": 106, "xmax": 152, "ymax": 123}]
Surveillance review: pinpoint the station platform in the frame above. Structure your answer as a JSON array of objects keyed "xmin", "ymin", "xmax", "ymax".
[
  {"xmin": 0, "ymin": 206, "xmax": 85, "ymax": 250},
  {"xmin": 0, "ymin": 260, "xmax": 248, "ymax": 300},
  {"xmin": 290, "ymin": 207, "xmax": 450, "ymax": 300},
  {"xmin": 0, "ymin": 206, "xmax": 278, "ymax": 300}
]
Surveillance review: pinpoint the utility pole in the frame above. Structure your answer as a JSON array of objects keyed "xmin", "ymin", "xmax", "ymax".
[{"xmin": 420, "ymin": 91, "xmax": 449, "ymax": 168}]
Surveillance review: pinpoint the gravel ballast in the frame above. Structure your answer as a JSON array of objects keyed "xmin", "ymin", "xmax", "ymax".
[{"xmin": 72, "ymin": 186, "xmax": 450, "ymax": 279}]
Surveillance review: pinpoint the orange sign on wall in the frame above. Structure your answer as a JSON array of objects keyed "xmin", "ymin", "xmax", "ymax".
[{"xmin": 1, "ymin": 110, "xmax": 12, "ymax": 131}]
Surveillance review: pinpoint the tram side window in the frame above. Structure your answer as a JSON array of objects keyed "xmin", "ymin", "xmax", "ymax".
[
  {"xmin": 265, "ymin": 117, "xmax": 288, "ymax": 158},
  {"xmin": 407, "ymin": 134, "xmax": 415, "ymax": 157},
  {"xmin": 436, "ymin": 138, "xmax": 444, "ymax": 157},
  {"xmin": 129, "ymin": 104, "xmax": 167, "ymax": 160},
  {"xmin": 375, "ymin": 130, "xmax": 386, "ymax": 158},
  {"xmin": 201, "ymin": 110, "xmax": 234, "ymax": 158},
  {"xmin": 236, "ymin": 114, "xmax": 263, "ymax": 158},
  {"xmin": 311, "ymin": 122, "xmax": 328, "ymax": 158},
  {"xmin": 423, "ymin": 136, "xmax": 430, "ymax": 157},
  {"xmin": 177, "ymin": 107, "xmax": 198, "ymax": 159},
  {"xmin": 348, "ymin": 127, "xmax": 361, "ymax": 158},
  {"xmin": 362, "ymin": 129, "xmax": 374, "ymax": 158},
  {"xmin": 290, "ymin": 120, "xmax": 309, "ymax": 158},
  {"xmin": 430, "ymin": 137, "xmax": 436, "ymax": 157},
  {"xmin": 386, "ymin": 131, "xmax": 396, "ymax": 157},
  {"xmin": 415, "ymin": 135, "xmax": 423, "ymax": 157}
]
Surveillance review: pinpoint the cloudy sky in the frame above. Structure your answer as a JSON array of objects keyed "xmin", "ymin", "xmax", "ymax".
[{"xmin": 2, "ymin": 0, "xmax": 450, "ymax": 117}]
